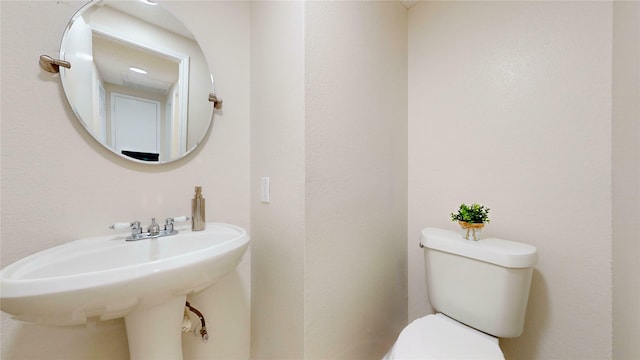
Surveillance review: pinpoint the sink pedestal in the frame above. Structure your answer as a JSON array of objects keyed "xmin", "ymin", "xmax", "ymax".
[{"xmin": 124, "ymin": 295, "xmax": 187, "ymax": 360}]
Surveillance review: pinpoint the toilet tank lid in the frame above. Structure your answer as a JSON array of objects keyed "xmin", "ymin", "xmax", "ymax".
[{"xmin": 420, "ymin": 228, "xmax": 538, "ymax": 268}]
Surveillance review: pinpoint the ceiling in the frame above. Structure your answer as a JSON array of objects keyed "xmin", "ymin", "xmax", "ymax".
[
  {"xmin": 104, "ymin": 1, "xmax": 195, "ymax": 40},
  {"xmin": 90, "ymin": 1, "xmax": 190, "ymax": 95},
  {"xmin": 92, "ymin": 34, "xmax": 179, "ymax": 95}
]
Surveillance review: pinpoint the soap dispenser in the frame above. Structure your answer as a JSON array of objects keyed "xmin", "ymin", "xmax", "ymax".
[{"xmin": 192, "ymin": 186, "xmax": 205, "ymax": 231}]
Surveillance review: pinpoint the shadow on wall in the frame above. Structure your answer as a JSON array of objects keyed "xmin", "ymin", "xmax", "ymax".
[
  {"xmin": 182, "ymin": 270, "xmax": 251, "ymax": 359},
  {"xmin": 335, "ymin": 337, "xmax": 397, "ymax": 360},
  {"xmin": 501, "ymin": 270, "xmax": 550, "ymax": 360},
  {"xmin": 2, "ymin": 317, "xmax": 129, "ymax": 360}
]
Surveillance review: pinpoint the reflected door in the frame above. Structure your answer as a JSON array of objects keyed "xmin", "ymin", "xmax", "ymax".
[{"xmin": 111, "ymin": 93, "xmax": 160, "ymax": 156}]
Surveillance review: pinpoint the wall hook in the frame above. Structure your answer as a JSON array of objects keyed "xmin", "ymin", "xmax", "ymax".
[
  {"xmin": 39, "ymin": 55, "xmax": 71, "ymax": 74},
  {"xmin": 208, "ymin": 93, "xmax": 223, "ymax": 110}
]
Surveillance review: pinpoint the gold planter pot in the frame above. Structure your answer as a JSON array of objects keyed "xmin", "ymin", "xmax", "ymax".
[{"xmin": 458, "ymin": 221, "xmax": 485, "ymax": 241}]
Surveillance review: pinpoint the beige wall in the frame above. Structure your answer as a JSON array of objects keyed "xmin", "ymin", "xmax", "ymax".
[
  {"xmin": 304, "ymin": 1, "xmax": 407, "ymax": 358},
  {"xmin": 3, "ymin": 1, "xmax": 638, "ymax": 359},
  {"xmin": 250, "ymin": 1, "xmax": 408, "ymax": 358},
  {"xmin": 3, "ymin": 1, "xmax": 407, "ymax": 358},
  {"xmin": 408, "ymin": 1, "xmax": 618, "ymax": 359},
  {"xmin": 0, "ymin": 1, "xmax": 251, "ymax": 359},
  {"xmin": 250, "ymin": 1, "xmax": 306, "ymax": 358},
  {"xmin": 613, "ymin": 1, "xmax": 640, "ymax": 359}
]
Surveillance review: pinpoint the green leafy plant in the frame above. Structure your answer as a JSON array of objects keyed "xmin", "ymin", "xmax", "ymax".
[{"xmin": 450, "ymin": 203, "xmax": 490, "ymax": 224}]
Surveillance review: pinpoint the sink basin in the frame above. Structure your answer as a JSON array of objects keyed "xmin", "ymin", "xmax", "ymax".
[{"xmin": 1, "ymin": 222, "xmax": 249, "ymax": 359}]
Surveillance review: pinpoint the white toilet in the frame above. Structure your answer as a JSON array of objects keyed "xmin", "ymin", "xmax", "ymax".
[{"xmin": 386, "ymin": 227, "xmax": 537, "ymax": 359}]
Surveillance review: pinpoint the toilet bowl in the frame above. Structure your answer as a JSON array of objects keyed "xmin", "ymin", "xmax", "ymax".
[
  {"xmin": 385, "ymin": 314, "xmax": 503, "ymax": 359},
  {"xmin": 386, "ymin": 227, "xmax": 537, "ymax": 359}
]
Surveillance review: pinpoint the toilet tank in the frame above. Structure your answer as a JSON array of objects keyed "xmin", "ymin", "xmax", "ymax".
[{"xmin": 421, "ymin": 228, "xmax": 537, "ymax": 338}]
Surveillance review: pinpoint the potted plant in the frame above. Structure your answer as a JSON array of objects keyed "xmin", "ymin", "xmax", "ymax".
[{"xmin": 450, "ymin": 203, "xmax": 490, "ymax": 240}]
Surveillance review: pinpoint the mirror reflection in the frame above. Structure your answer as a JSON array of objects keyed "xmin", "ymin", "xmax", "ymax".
[{"xmin": 60, "ymin": 0, "xmax": 214, "ymax": 163}]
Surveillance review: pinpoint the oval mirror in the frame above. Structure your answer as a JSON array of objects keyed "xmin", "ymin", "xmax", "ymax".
[{"xmin": 59, "ymin": 0, "xmax": 215, "ymax": 164}]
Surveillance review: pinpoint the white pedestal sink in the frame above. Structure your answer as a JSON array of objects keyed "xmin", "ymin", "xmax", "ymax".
[{"xmin": 0, "ymin": 222, "xmax": 249, "ymax": 359}]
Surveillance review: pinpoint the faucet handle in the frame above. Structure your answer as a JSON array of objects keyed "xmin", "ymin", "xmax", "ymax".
[
  {"xmin": 164, "ymin": 216, "xmax": 190, "ymax": 232},
  {"xmin": 109, "ymin": 222, "xmax": 130, "ymax": 230},
  {"xmin": 165, "ymin": 216, "xmax": 190, "ymax": 225},
  {"xmin": 171, "ymin": 216, "xmax": 190, "ymax": 223},
  {"xmin": 110, "ymin": 221, "xmax": 143, "ymax": 236},
  {"xmin": 110, "ymin": 221, "xmax": 140, "ymax": 231}
]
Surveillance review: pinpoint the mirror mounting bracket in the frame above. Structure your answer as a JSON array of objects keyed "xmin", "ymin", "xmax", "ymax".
[
  {"xmin": 39, "ymin": 55, "xmax": 71, "ymax": 74},
  {"xmin": 208, "ymin": 93, "xmax": 223, "ymax": 110}
]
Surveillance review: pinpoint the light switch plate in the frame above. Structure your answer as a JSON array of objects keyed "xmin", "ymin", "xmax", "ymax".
[{"xmin": 261, "ymin": 177, "xmax": 270, "ymax": 203}]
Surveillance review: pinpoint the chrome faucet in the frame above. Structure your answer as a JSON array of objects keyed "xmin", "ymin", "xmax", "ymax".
[
  {"xmin": 148, "ymin": 218, "xmax": 160, "ymax": 236},
  {"xmin": 110, "ymin": 216, "xmax": 190, "ymax": 241}
]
